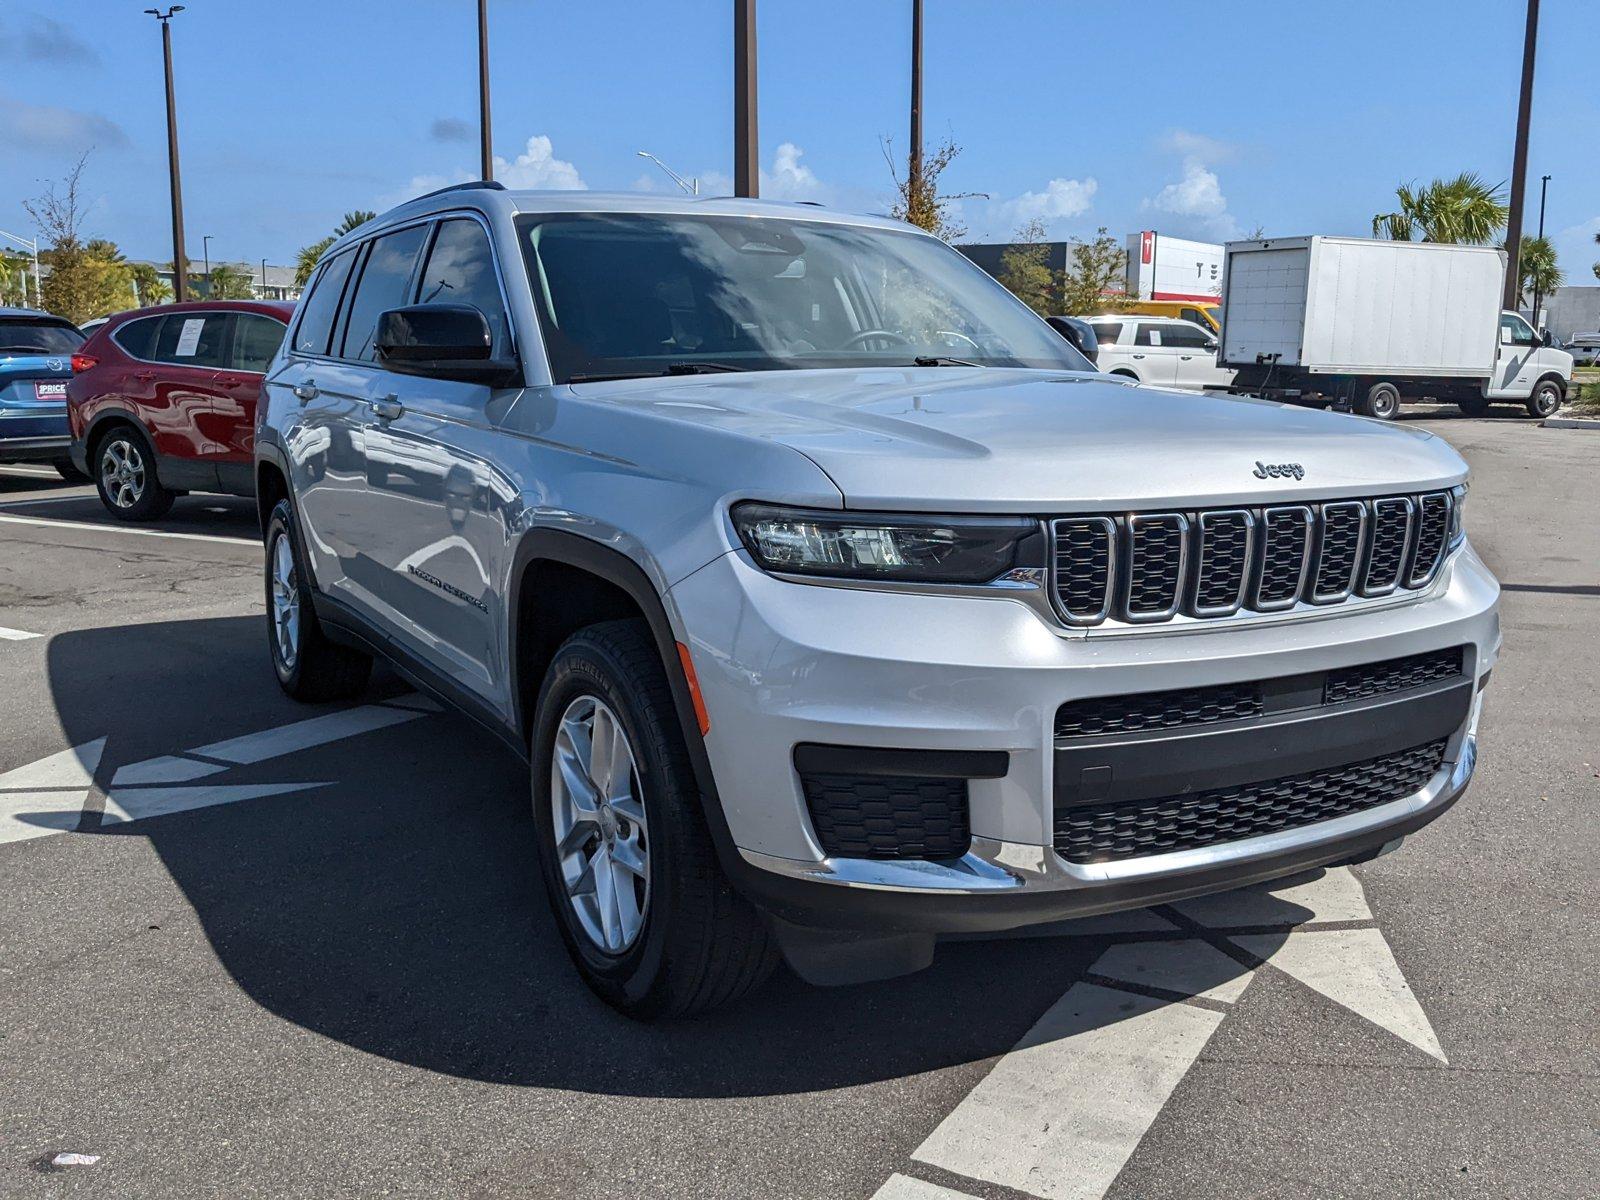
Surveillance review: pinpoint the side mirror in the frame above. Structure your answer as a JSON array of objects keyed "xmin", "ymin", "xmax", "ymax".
[
  {"xmin": 1205, "ymin": 337, "xmax": 1219, "ymax": 351},
  {"xmin": 374, "ymin": 305, "xmax": 521, "ymax": 387}
]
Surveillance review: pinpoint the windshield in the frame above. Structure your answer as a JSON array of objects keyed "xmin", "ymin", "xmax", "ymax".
[
  {"xmin": 516, "ymin": 213, "xmax": 1092, "ymax": 382},
  {"xmin": 0, "ymin": 318, "xmax": 84, "ymax": 356}
]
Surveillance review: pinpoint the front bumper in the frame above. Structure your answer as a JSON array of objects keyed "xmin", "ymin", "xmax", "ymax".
[{"xmin": 670, "ymin": 542, "xmax": 1500, "ymax": 936}]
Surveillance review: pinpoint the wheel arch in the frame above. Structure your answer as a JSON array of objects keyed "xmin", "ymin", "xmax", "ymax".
[{"xmin": 507, "ymin": 530, "xmax": 720, "ymax": 811}]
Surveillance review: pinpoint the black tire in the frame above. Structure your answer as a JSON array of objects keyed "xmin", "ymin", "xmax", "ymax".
[
  {"xmin": 1525, "ymin": 379, "xmax": 1563, "ymax": 419},
  {"xmin": 1457, "ymin": 398, "xmax": 1490, "ymax": 418},
  {"xmin": 530, "ymin": 619, "xmax": 777, "ymax": 1019},
  {"xmin": 52, "ymin": 458, "xmax": 89, "ymax": 483},
  {"xmin": 1358, "ymin": 381, "xmax": 1401, "ymax": 420},
  {"xmin": 92, "ymin": 425, "xmax": 174, "ymax": 521},
  {"xmin": 264, "ymin": 499, "xmax": 372, "ymax": 702}
]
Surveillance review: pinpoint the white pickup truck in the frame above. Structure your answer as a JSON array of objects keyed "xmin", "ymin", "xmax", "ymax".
[{"xmin": 1220, "ymin": 236, "xmax": 1573, "ymax": 419}]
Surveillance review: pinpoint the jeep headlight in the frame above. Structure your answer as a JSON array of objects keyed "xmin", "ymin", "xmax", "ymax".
[
  {"xmin": 732, "ymin": 502, "xmax": 1042, "ymax": 584},
  {"xmin": 1449, "ymin": 483, "xmax": 1468, "ymax": 549}
]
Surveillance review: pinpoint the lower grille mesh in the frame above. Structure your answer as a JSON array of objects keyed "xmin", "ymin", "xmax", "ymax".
[
  {"xmin": 1052, "ymin": 740, "xmax": 1448, "ymax": 864},
  {"xmin": 802, "ymin": 773, "xmax": 971, "ymax": 860}
]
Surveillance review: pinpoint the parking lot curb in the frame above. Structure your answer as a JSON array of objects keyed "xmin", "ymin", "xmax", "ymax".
[{"xmin": 1541, "ymin": 416, "xmax": 1600, "ymax": 430}]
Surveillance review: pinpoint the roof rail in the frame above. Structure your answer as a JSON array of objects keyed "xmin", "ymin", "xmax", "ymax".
[{"xmin": 410, "ymin": 179, "xmax": 508, "ymax": 203}]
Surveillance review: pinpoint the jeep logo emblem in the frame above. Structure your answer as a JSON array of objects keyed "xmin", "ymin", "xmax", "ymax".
[{"xmin": 1253, "ymin": 461, "xmax": 1304, "ymax": 480}]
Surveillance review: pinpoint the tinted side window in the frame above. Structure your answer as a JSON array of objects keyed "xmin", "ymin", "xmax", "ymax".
[
  {"xmin": 113, "ymin": 315, "xmax": 163, "ymax": 360},
  {"xmin": 1162, "ymin": 322, "xmax": 1213, "ymax": 349},
  {"xmin": 416, "ymin": 219, "xmax": 510, "ymax": 353},
  {"xmin": 151, "ymin": 312, "xmax": 231, "ymax": 368},
  {"xmin": 0, "ymin": 318, "xmax": 83, "ymax": 354},
  {"xmin": 231, "ymin": 314, "xmax": 287, "ymax": 373},
  {"xmin": 293, "ymin": 251, "xmax": 356, "ymax": 355},
  {"xmin": 1134, "ymin": 323, "xmax": 1165, "ymax": 347},
  {"xmin": 1091, "ymin": 321, "xmax": 1122, "ymax": 343},
  {"xmin": 340, "ymin": 225, "xmax": 430, "ymax": 361}
]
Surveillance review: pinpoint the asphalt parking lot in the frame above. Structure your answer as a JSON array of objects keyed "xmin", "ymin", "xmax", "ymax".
[{"xmin": 2, "ymin": 412, "xmax": 1596, "ymax": 1199}]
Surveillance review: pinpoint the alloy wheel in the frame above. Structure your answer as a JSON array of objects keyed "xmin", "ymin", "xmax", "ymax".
[
  {"xmin": 550, "ymin": 694, "xmax": 650, "ymax": 954},
  {"xmin": 100, "ymin": 439, "xmax": 146, "ymax": 509},
  {"xmin": 270, "ymin": 532, "xmax": 301, "ymax": 670}
]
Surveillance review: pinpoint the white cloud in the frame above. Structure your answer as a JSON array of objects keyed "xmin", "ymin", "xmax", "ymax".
[
  {"xmin": 1002, "ymin": 177, "xmax": 1098, "ymax": 225},
  {"xmin": 762, "ymin": 142, "xmax": 824, "ymax": 201},
  {"xmin": 1142, "ymin": 130, "xmax": 1242, "ymax": 241},
  {"xmin": 495, "ymin": 135, "xmax": 586, "ymax": 191},
  {"xmin": 0, "ymin": 94, "xmax": 126, "ymax": 152},
  {"xmin": 383, "ymin": 133, "xmax": 585, "ymax": 209}
]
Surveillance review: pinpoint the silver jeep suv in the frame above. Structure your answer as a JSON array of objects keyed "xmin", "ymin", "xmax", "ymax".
[{"xmin": 256, "ymin": 183, "xmax": 1500, "ymax": 1017}]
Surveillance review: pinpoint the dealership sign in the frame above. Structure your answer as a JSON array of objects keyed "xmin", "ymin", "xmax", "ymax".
[{"xmin": 1126, "ymin": 230, "xmax": 1224, "ymax": 304}]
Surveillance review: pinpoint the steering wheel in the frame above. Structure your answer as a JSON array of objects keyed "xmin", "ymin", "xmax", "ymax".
[
  {"xmin": 934, "ymin": 330, "xmax": 982, "ymax": 352},
  {"xmin": 842, "ymin": 329, "xmax": 913, "ymax": 351}
]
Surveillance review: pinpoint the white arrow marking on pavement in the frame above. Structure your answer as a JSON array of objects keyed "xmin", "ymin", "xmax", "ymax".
[
  {"xmin": 1232, "ymin": 928, "xmax": 1446, "ymax": 1063},
  {"xmin": 0, "ymin": 624, "xmax": 42, "ymax": 641},
  {"xmin": 102, "ymin": 782, "xmax": 331, "ymax": 825},
  {"xmin": 0, "ymin": 739, "xmax": 106, "ymax": 844},
  {"xmin": 185, "ymin": 703, "xmax": 423, "ymax": 765},
  {"xmin": 878, "ymin": 867, "xmax": 1446, "ymax": 1200}
]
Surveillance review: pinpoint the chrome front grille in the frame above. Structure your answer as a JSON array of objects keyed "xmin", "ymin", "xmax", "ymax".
[{"xmin": 1050, "ymin": 491, "xmax": 1453, "ymax": 627}]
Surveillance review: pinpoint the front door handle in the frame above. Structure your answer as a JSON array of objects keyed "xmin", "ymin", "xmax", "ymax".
[
  {"xmin": 1132, "ymin": 353, "xmax": 1145, "ymax": 359},
  {"xmin": 292, "ymin": 379, "xmax": 319, "ymax": 402},
  {"xmin": 1180, "ymin": 355, "xmax": 1194, "ymax": 361},
  {"xmin": 370, "ymin": 395, "xmax": 404, "ymax": 421}
]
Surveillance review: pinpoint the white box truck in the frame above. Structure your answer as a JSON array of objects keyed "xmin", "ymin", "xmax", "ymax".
[{"xmin": 1220, "ymin": 236, "xmax": 1572, "ymax": 419}]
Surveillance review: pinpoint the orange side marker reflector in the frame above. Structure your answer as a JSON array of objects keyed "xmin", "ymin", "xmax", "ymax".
[{"xmin": 676, "ymin": 641, "xmax": 711, "ymax": 736}]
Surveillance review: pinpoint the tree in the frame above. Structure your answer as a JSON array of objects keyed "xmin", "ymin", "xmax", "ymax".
[
  {"xmin": 1371, "ymin": 173, "xmax": 1508, "ymax": 245},
  {"xmin": 129, "ymin": 262, "xmax": 172, "ymax": 306},
  {"xmin": 996, "ymin": 220, "xmax": 1054, "ymax": 315},
  {"xmin": 1058, "ymin": 227, "xmax": 1133, "ymax": 316},
  {"xmin": 1592, "ymin": 231, "xmax": 1599, "ymax": 283},
  {"xmin": 292, "ymin": 210, "xmax": 376, "ymax": 288},
  {"xmin": 882, "ymin": 137, "xmax": 983, "ymax": 242},
  {"xmin": 207, "ymin": 263, "xmax": 255, "ymax": 300},
  {"xmin": 1508, "ymin": 234, "xmax": 1563, "ymax": 304},
  {"xmin": 0, "ymin": 252, "xmax": 30, "ymax": 307},
  {"xmin": 23, "ymin": 155, "xmax": 138, "ymax": 323}
]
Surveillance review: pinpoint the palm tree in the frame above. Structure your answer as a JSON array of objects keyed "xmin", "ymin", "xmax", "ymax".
[
  {"xmin": 207, "ymin": 263, "xmax": 255, "ymax": 300},
  {"xmin": 292, "ymin": 210, "xmax": 378, "ymax": 288},
  {"xmin": 1372, "ymin": 173, "xmax": 1509, "ymax": 245},
  {"xmin": 1592, "ymin": 231, "xmax": 1599, "ymax": 283},
  {"xmin": 1512, "ymin": 235, "xmax": 1563, "ymax": 304}
]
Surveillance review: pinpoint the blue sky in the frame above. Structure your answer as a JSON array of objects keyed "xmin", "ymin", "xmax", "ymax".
[{"xmin": 2, "ymin": 0, "xmax": 1596, "ymax": 280}]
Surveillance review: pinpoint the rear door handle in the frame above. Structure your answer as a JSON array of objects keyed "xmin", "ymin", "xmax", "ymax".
[
  {"xmin": 292, "ymin": 380, "xmax": 319, "ymax": 402},
  {"xmin": 1132, "ymin": 353, "xmax": 1145, "ymax": 359},
  {"xmin": 134, "ymin": 370, "xmax": 157, "ymax": 382},
  {"xmin": 370, "ymin": 395, "xmax": 404, "ymax": 421}
]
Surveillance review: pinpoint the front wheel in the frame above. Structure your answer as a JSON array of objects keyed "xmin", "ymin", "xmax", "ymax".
[
  {"xmin": 530, "ymin": 620, "xmax": 776, "ymax": 1019},
  {"xmin": 264, "ymin": 499, "xmax": 372, "ymax": 702},
  {"xmin": 1358, "ymin": 381, "xmax": 1402, "ymax": 420},
  {"xmin": 1526, "ymin": 380, "xmax": 1563, "ymax": 419}
]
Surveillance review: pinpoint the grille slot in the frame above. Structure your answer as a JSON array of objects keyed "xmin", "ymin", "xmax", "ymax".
[
  {"xmin": 1191, "ymin": 510, "xmax": 1254, "ymax": 615},
  {"xmin": 1254, "ymin": 505, "xmax": 1313, "ymax": 610},
  {"xmin": 1047, "ymin": 491, "xmax": 1459, "ymax": 627},
  {"xmin": 1311, "ymin": 501, "xmax": 1367, "ymax": 602},
  {"xmin": 1361, "ymin": 497, "xmax": 1414, "ymax": 596},
  {"xmin": 1406, "ymin": 491, "xmax": 1452, "ymax": 587},
  {"xmin": 1055, "ymin": 645, "xmax": 1467, "ymax": 740},
  {"xmin": 1324, "ymin": 647, "xmax": 1464, "ymax": 704},
  {"xmin": 1123, "ymin": 513, "xmax": 1188, "ymax": 621},
  {"xmin": 1051, "ymin": 518, "xmax": 1116, "ymax": 624},
  {"xmin": 801, "ymin": 773, "xmax": 971, "ymax": 860},
  {"xmin": 1052, "ymin": 740, "xmax": 1448, "ymax": 864}
]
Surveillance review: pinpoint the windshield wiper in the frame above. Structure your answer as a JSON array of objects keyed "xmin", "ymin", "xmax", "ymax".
[
  {"xmin": 912, "ymin": 355, "xmax": 983, "ymax": 368},
  {"xmin": 663, "ymin": 362, "xmax": 745, "ymax": 375}
]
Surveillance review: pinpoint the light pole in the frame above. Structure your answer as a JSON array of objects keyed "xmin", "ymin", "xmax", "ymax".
[
  {"xmin": 1532, "ymin": 173, "xmax": 1552, "ymax": 323},
  {"xmin": 0, "ymin": 229, "xmax": 42, "ymax": 309},
  {"xmin": 261, "ymin": 257, "xmax": 268, "ymax": 299},
  {"xmin": 636, "ymin": 151, "xmax": 698, "ymax": 196},
  {"xmin": 202, "ymin": 234, "xmax": 212, "ymax": 279},
  {"xmin": 734, "ymin": 0, "xmax": 758, "ymax": 197},
  {"xmin": 145, "ymin": 6, "xmax": 189, "ymax": 302},
  {"xmin": 909, "ymin": 0, "xmax": 923, "ymax": 209},
  {"xmin": 1502, "ymin": 0, "xmax": 1540, "ymax": 313},
  {"xmin": 477, "ymin": 0, "xmax": 493, "ymax": 181}
]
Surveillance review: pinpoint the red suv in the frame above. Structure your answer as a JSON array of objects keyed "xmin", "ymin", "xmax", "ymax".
[{"xmin": 67, "ymin": 300, "xmax": 294, "ymax": 520}]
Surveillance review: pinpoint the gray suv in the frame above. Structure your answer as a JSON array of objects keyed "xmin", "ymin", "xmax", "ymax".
[{"xmin": 256, "ymin": 183, "xmax": 1500, "ymax": 1017}]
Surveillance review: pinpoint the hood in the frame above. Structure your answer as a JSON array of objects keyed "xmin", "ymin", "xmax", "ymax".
[{"xmin": 569, "ymin": 368, "xmax": 1466, "ymax": 512}]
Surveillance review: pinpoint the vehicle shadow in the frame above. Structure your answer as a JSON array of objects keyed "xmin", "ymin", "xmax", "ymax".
[{"xmin": 46, "ymin": 616, "xmax": 1308, "ymax": 1100}]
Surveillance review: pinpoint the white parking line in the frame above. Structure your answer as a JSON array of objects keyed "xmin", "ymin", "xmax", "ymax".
[
  {"xmin": 187, "ymin": 703, "xmax": 424, "ymax": 765},
  {"xmin": 0, "ymin": 739, "xmax": 106, "ymax": 845},
  {"xmin": 0, "ymin": 625, "xmax": 41, "ymax": 641},
  {"xmin": 872, "ymin": 1175, "xmax": 980, "ymax": 1200},
  {"xmin": 0, "ymin": 512, "xmax": 254, "ymax": 546}
]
